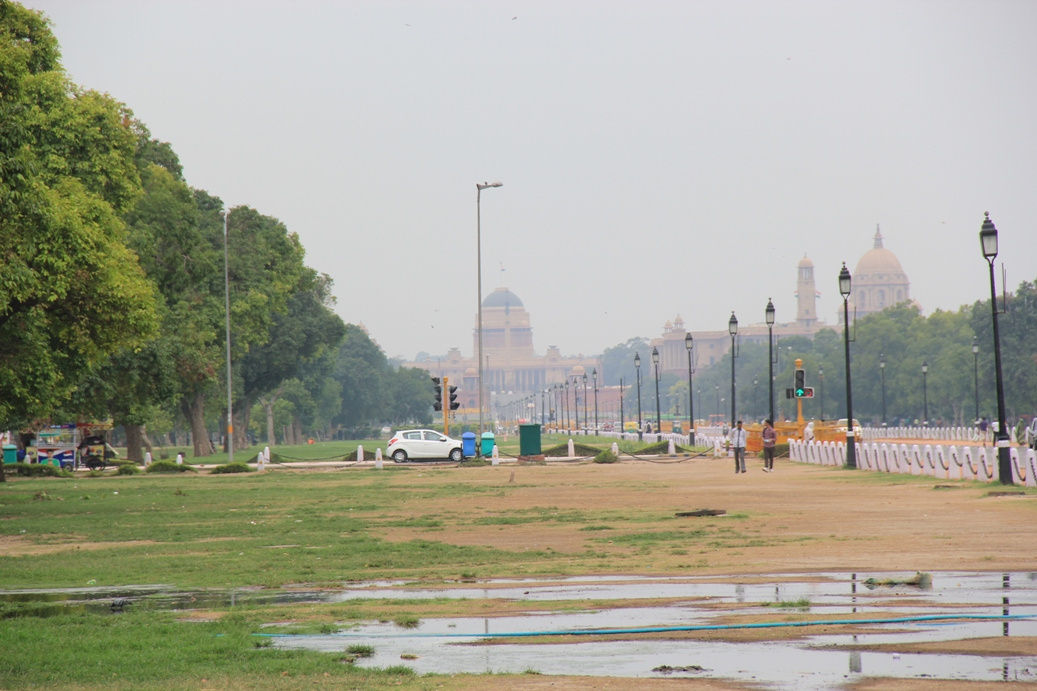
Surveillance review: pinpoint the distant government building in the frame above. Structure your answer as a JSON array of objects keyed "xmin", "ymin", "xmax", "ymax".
[{"xmin": 403, "ymin": 227, "xmax": 911, "ymax": 400}]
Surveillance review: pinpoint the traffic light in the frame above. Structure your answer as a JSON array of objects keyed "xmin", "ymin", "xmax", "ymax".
[
  {"xmin": 794, "ymin": 368, "xmax": 806, "ymax": 397},
  {"xmin": 799, "ymin": 387, "xmax": 815, "ymax": 398},
  {"xmin": 431, "ymin": 377, "xmax": 442, "ymax": 412},
  {"xmin": 448, "ymin": 384, "xmax": 459, "ymax": 411}
]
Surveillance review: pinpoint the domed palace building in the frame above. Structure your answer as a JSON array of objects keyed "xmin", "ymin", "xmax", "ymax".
[{"xmin": 849, "ymin": 225, "xmax": 910, "ymax": 317}]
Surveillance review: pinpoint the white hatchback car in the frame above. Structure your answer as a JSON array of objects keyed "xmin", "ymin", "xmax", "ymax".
[{"xmin": 386, "ymin": 429, "xmax": 463, "ymax": 463}]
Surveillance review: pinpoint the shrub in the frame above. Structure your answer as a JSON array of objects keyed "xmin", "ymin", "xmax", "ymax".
[
  {"xmin": 116, "ymin": 464, "xmax": 140, "ymax": 476},
  {"xmin": 146, "ymin": 460, "xmax": 197, "ymax": 474},
  {"xmin": 8, "ymin": 462, "xmax": 70, "ymax": 478},
  {"xmin": 593, "ymin": 449, "xmax": 619, "ymax": 464},
  {"xmin": 638, "ymin": 441, "xmax": 690, "ymax": 455},
  {"xmin": 210, "ymin": 462, "xmax": 253, "ymax": 474}
]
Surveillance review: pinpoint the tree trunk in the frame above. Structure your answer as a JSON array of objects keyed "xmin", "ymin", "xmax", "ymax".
[
  {"xmin": 181, "ymin": 392, "xmax": 212, "ymax": 457},
  {"xmin": 233, "ymin": 405, "xmax": 250, "ymax": 451},
  {"xmin": 124, "ymin": 424, "xmax": 144, "ymax": 462},
  {"xmin": 264, "ymin": 400, "xmax": 276, "ymax": 446}
]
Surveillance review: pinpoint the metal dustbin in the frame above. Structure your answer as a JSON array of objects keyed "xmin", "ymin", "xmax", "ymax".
[
  {"xmin": 461, "ymin": 432, "xmax": 477, "ymax": 458},
  {"xmin": 518, "ymin": 423, "xmax": 541, "ymax": 457},
  {"xmin": 480, "ymin": 432, "xmax": 495, "ymax": 456},
  {"xmin": 2, "ymin": 444, "xmax": 17, "ymax": 464}
]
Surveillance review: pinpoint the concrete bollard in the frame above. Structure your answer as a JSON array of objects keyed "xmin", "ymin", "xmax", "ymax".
[
  {"xmin": 144, "ymin": 452, "xmax": 152, "ymax": 467},
  {"xmin": 175, "ymin": 453, "xmax": 183, "ymax": 465},
  {"xmin": 375, "ymin": 448, "xmax": 383, "ymax": 463},
  {"xmin": 357, "ymin": 445, "xmax": 364, "ymax": 462},
  {"xmin": 667, "ymin": 439, "xmax": 676, "ymax": 455},
  {"xmin": 491, "ymin": 445, "xmax": 499, "ymax": 465},
  {"xmin": 611, "ymin": 442, "xmax": 619, "ymax": 456},
  {"xmin": 567, "ymin": 439, "xmax": 575, "ymax": 457}
]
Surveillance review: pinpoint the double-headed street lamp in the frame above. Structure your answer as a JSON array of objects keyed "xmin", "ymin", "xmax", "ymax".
[
  {"xmin": 971, "ymin": 337, "xmax": 980, "ymax": 423},
  {"xmin": 634, "ymin": 352, "xmax": 643, "ymax": 438},
  {"xmin": 980, "ymin": 212, "xmax": 1013, "ymax": 485},
  {"xmin": 839, "ymin": 263, "xmax": 857, "ymax": 469},
  {"xmin": 728, "ymin": 312, "xmax": 738, "ymax": 424},
  {"xmin": 475, "ymin": 181, "xmax": 502, "ymax": 437},
  {"xmin": 879, "ymin": 354, "xmax": 886, "ymax": 426},
  {"xmin": 685, "ymin": 332, "xmax": 696, "ymax": 445},
  {"xmin": 765, "ymin": 299, "xmax": 775, "ymax": 424},
  {"xmin": 921, "ymin": 360, "xmax": 929, "ymax": 426},
  {"xmin": 652, "ymin": 347, "xmax": 661, "ymax": 437}
]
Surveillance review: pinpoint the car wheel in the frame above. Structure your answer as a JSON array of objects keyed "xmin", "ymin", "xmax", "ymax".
[
  {"xmin": 449, "ymin": 447, "xmax": 463, "ymax": 462},
  {"xmin": 392, "ymin": 450, "xmax": 408, "ymax": 463}
]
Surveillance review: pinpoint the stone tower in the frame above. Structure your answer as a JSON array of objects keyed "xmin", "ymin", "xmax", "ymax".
[{"xmin": 795, "ymin": 254, "xmax": 818, "ymax": 328}]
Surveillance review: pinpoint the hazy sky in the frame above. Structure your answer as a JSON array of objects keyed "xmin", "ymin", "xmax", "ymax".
[{"xmin": 28, "ymin": 0, "xmax": 1037, "ymax": 362}]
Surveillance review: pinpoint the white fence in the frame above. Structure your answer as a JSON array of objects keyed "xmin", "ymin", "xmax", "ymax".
[{"xmin": 789, "ymin": 439, "xmax": 1036, "ymax": 486}]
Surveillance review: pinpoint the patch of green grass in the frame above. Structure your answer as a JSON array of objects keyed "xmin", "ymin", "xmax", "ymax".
[{"xmin": 762, "ymin": 598, "xmax": 811, "ymax": 609}]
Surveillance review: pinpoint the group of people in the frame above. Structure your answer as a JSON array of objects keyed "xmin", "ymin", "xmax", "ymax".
[{"xmin": 728, "ymin": 419, "xmax": 777, "ymax": 474}]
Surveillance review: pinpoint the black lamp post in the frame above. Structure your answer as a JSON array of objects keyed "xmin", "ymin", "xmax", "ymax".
[
  {"xmin": 753, "ymin": 378, "xmax": 758, "ymax": 420},
  {"xmin": 619, "ymin": 376, "xmax": 625, "ymax": 434},
  {"xmin": 972, "ymin": 337, "xmax": 980, "ymax": 423},
  {"xmin": 573, "ymin": 375, "xmax": 581, "ymax": 432},
  {"xmin": 592, "ymin": 368, "xmax": 598, "ymax": 434},
  {"xmin": 980, "ymin": 212, "xmax": 1013, "ymax": 485},
  {"xmin": 818, "ymin": 368, "xmax": 824, "ymax": 421},
  {"xmin": 541, "ymin": 388, "xmax": 546, "ymax": 425},
  {"xmin": 634, "ymin": 352, "xmax": 643, "ymax": 439},
  {"xmin": 879, "ymin": 354, "xmax": 886, "ymax": 426},
  {"xmin": 582, "ymin": 372, "xmax": 589, "ymax": 434},
  {"xmin": 921, "ymin": 359, "xmax": 929, "ymax": 426},
  {"xmin": 728, "ymin": 312, "xmax": 738, "ymax": 424},
  {"xmin": 766, "ymin": 298, "xmax": 775, "ymax": 424},
  {"xmin": 564, "ymin": 379, "xmax": 570, "ymax": 431},
  {"xmin": 652, "ymin": 346, "xmax": 661, "ymax": 438},
  {"xmin": 685, "ymin": 332, "xmax": 696, "ymax": 445},
  {"xmin": 839, "ymin": 263, "xmax": 857, "ymax": 469}
]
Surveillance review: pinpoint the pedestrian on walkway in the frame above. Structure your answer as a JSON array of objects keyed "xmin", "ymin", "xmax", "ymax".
[
  {"xmin": 762, "ymin": 419, "xmax": 777, "ymax": 472},
  {"xmin": 730, "ymin": 420, "xmax": 748, "ymax": 474}
]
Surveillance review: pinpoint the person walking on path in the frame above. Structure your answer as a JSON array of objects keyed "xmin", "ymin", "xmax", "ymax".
[
  {"xmin": 979, "ymin": 417, "xmax": 989, "ymax": 447},
  {"xmin": 762, "ymin": 419, "xmax": 777, "ymax": 472},
  {"xmin": 730, "ymin": 420, "xmax": 748, "ymax": 474}
]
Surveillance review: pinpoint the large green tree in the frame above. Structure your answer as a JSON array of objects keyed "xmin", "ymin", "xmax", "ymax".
[{"xmin": 0, "ymin": 3, "xmax": 157, "ymax": 429}]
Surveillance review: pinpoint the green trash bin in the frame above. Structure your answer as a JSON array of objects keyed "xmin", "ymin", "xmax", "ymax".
[
  {"xmin": 518, "ymin": 424, "xmax": 541, "ymax": 456},
  {"xmin": 480, "ymin": 432, "xmax": 495, "ymax": 456},
  {"xmin": 2, "ymin": 444, "xmax": 17, "ymax": 464}
]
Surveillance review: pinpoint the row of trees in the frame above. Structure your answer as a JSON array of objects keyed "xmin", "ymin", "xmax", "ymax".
[
  {"xmin": 0, "ymin": 4, "xmax": 434, "ymax": 466},
  {"xmin": 602, "ymin": 289, "xmax": 1037, "ymax": 428}
]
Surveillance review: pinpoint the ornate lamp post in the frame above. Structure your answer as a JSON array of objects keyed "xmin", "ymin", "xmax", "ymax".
[
  {"xmin": 564, "ymin": 379, "xmax": 570, "ymax": 431},
  {"xmin": 839, "ymin": 263, "xmax": 857, "ymax": 469},
  {"xmin": 980, "ymin": 212, "xmax": 1013, "ymax": 484},
  {"xmin": 921, "ymin": 359, "xmax": 929, "ymax": 426},
  {"xmin": 879, "ymin": 354, "xmax": 886, "ymax": 426},
  {"xmin": 652, "ymin": 347, "xmax": 661, "ymax": 437},
  {"xmin": 582, "ymin": 372, "xmax": 589, "ymax": 434},
  {"xmin": 685, "ymin": 332, "xmax": 696, "ymax": 445},
  {"xmin": 728, "ymin": 312, "xmax": 738, "ymax": 424},
  {"xmin": 592, "ymin": 368, "xmax": 598, "ymax": 434},
  {"xmin": 818, "ymin": 368, "xmax": 824, "ymax": 421},
  {"xmin": 573, "ymin": 375, "xmax": 581, "ymax": 432},
  {"xmin": 475, "ymin": 181, "xmax": 502, "ymax": 437},
  {"xmin": 765, "ymin": 298, "xmax": 776, "ymax": 425},
  {"xmin": 971, "ymin": 337, "xmax": 980, "ymax": 423},
  {"xmin": 634, "ymin": 352, "xmax": 643, "ymax": 439}
]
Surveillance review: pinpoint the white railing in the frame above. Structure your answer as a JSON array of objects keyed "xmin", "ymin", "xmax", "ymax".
[
  {"xmin": 861, "ymin": 425, "xmax": 1019, "ymax": 444},
  {"xmin": 789, "ymin": 439, "xmax": 1036, "ymax": 486}
]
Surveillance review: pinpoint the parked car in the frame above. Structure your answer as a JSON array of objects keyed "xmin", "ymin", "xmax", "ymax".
[
  {"xmin": 386, "ymin": 429, "xmax": 463, "ymax": 462},
  {"xmin": 834, "ymin": 418, "xmax": 863, "ymax": 438}
]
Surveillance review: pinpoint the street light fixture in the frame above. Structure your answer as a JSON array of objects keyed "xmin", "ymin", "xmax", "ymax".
[
  {"xmin": 971, "ymin": 337, "xmax": 980, "ymax": 423},
  {"xmin": 879, "ymin": 354, "xmax": 886, "ymax": 427},
  {"xmin": 564, "ymin": 379, "xmax": 570, "ymax": 431},
  {"xmin": 839, "ymin": 263, "xmax": 857, "ymax": 469},
  {"xmin": 980, "ymin": 212, "xmax": 1013, "ymax": 484},
  {"xmin": 652, "ymin": 347, "xmax": 661, "ymax": 438},
  {"xmin": 582, "ymin": 372, "xmax": 589, "ymax": 434},
  {"xmin": 619, "ymin": 376, "xmax": 625, "ymax": 434},
  {"xmin": 728, "ymin": 312, "xmax": 738, "ymax": 425},
  {"xmin": 765, "ymin": 298, "xmax": 775, "ymax": 425},
  {"xmin": 685, "ymin": 332, "xmax": 696, "ymax": 445},
  {"xmin": 921, "ymin": 359, "xmax": 929, "ymax": 426},
  {"xmin": 634, "ymin": 352, "xmax": 643, "ymax": 439},
  {"xmin": 592, "ymin": 368, "xmax": 598, "ymax": 434},
  {"xmin": 818, "ymin": 368, "xmax": 824, "ymax": 421},
  {"xmin": 476, "ymin": 181, "xmax": 502, "ymax": 439},
  {"xmin": 573, "ymin": 375, "xmax": 581, "ymax": 432}
]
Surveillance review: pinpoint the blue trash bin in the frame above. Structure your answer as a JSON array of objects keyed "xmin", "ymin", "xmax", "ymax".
[
  {"xmin": 461, "ymin": 432, "xmax": 477, "ymax": 458},
  {"xmin": 480, "ymin": 432, "xmax": 495, "ymax": 456}
]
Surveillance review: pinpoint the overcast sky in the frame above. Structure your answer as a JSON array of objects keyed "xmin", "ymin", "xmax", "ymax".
[{"xmin": 29, "ymin": 0, "xmax": 1037, "ymax": 362}]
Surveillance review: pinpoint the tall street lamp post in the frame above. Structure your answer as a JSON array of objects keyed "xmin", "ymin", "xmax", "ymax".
[
  {"xmin": 980, "ymin": 212, "xmax": 1013, "ymax": 485},
  {"xmin": 766, "ymin": 299, "xmax": 775, "ymax": 424},
  {"xmin": 592, "ymin": 368, "xmax": 598, "ymax": 434},
  {"xmin": 921, "ymin": 360, "xmax": 929, "ymax": 426},
  {"xmin": 619, "ymin": 377, "xmax": 625, "ymax": 434},
  {"xmin": 652, "ymin": 347, "xmax": 661, "ymax": 438},
  {"xmin": 728, "ymin": 312, "xmax": 738, "ymax": 424},
  {"xmin": 839, "ymin": 263, "xmax": 857, "ymax": 469},
  {"xmin": 573, "ymin": 376, "xmax": 581, "ymax": 432},
  {"xmin": 634, "ymin": 352, "xmax": 643, "ymax": 439},
  {"xmin": 685, "ymin": 332, "xmax": 696, "ymax": 445},
  {"xmin": 475, "ymin": 181, "xmax": 502, "ymax": 438},
  {"xmin": 753, "ymin": 378, "xmax": 758, "ymax": 420},
  {"xmin": 582, "ymin": 372, "xmax": 589, "ymax": 434},
  {"xmin": 564, "ymin": 379, "xmax": 570, "ymax": 431},
  {"xmin": 972, "ymin": 337, "xmax": 980, "ymax": 423},
  {"xmin": 819, "ymin": 368, "xmax": 824, "ymax": 421},
  {"xmin": 879, "ymin": 354, "xmax": 886, "ymax": 426},
  {"xmin": 222, "ymin": 209, "xmax": 233, "ymax": 463}
]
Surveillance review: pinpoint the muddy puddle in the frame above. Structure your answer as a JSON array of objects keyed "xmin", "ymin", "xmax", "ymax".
[{"xmin": 3, "ymin": 572, "xmax": 1036, "ymax": 689}]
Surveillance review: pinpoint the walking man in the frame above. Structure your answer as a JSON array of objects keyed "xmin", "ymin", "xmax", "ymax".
[
  {"xmin": 762, "ymin": 419, "xmax": 777, "ymax": 472},
  {"xmin": 730, "ymin": 420, "xmax": 747, "ymax": 474}
]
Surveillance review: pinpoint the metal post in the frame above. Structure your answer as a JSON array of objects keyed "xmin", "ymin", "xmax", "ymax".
[
  {"xmin": 879, "ymin": 354, "xmax": 886, "ymax": 426},
  {"xmin": 685, "ymin": 332, "xmax": 696, "ymax": 445},
  {"xmin": 980, "ymin": 212, "xmax": 1013, "ymax": 484},
  {"xmin": 839, "ymin": 263, "xmax": 857, "ymax": 469},
  {"xmin": 592, "ymin": 369, "xmax": 598, "ymax": 434},
  {"xmin": 223, "ymin": 209, "xmax": 233, "ymax": 463},
  {"xmin": 766, "ymin": 299, "xmax": 775, "ymax": 425},
  {"xmin": 972, "ymin": 338, "xmax": 980, "ymax": 423},
  {"xmin": 922, "ymin": 360, "xmax": 929, "ymax": 426},
  {"xmin": 652, "ymin": 347, "xmax": 661, "ymax": 437},
  {"xmin": 634, "ymin": 353, "xmax": 643, "ymax": 439},
  {"xmin": 475, "ymin": 182, "xmax": 502, "ymax": 439},
  {"xmin": 728, "ymin": 312, "xmax": 738, "ymax": 425}
]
